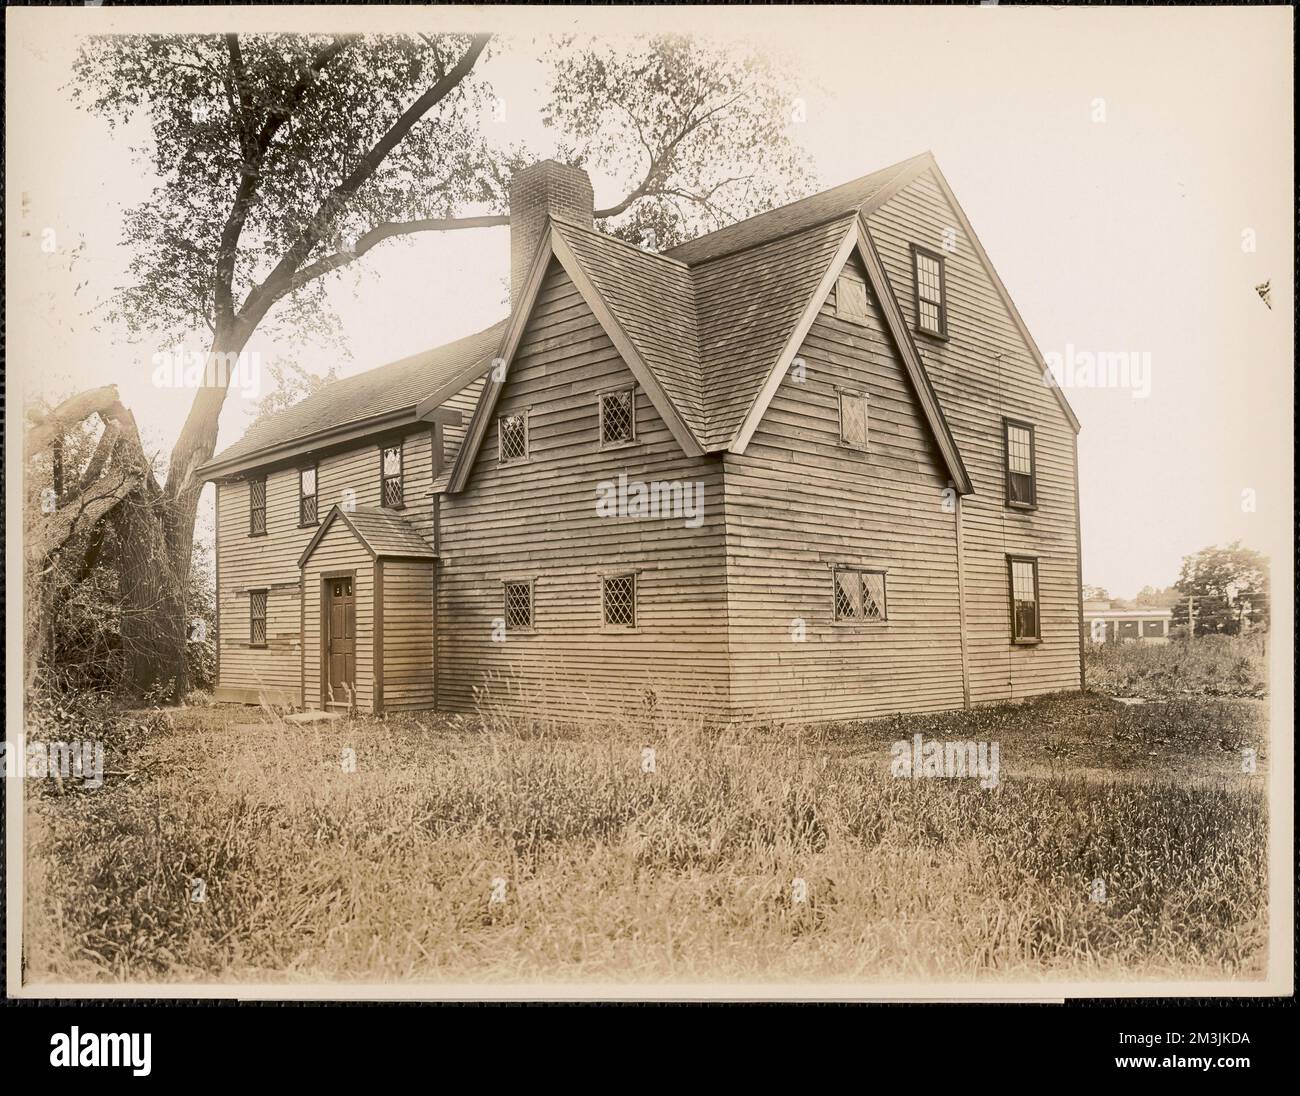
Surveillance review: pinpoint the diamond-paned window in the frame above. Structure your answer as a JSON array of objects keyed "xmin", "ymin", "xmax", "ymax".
[
  {"xmin": 602, "ymin": 574, "xmax": 636, "ymax": 628},
  {"xmin": 499, "ymin": 412, "xmax": 528, "ymax": 464},
  {"xmin": 249, "ymin": 476, "xmax": 266, "ymax": 536},
  {"xmin": 599, "ymin": 389, "xmax": 635, "ymax": 446},
  {"xmin": 250, "ymin": 590, "xmax": 267, "ymax": 646},
  {"xmin": 833, "ymin": 568, "xmax": 887, "ymax": 622},
  {"xmin": 381, "ymin": 443, "xmax": 403, "ymax": 508},
  {"xmin": 299, "ymin": 466, "xmax": 318, "ymax": 525},
  {"xmin": 503, "ymin": 581, "xmax": 533, "ymax": 630}
]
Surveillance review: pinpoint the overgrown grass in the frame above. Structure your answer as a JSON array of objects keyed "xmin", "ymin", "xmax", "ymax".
[
  {"xmin": 23, "ymin": 692, "xmax": 1268, "ymax": 986},
  {"xmin": 1086, "ymin": 633, "xmax": 1268, "ymax": 700}
]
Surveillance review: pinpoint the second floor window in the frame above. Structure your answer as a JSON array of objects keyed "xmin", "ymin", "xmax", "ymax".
[
  {"xmin": 599, "ymin": 389, "xmax": 635, "ymax": 446},
  {"xmin": 499, "ymin": 412, "xmax": 529, "ymax": 464},
  {"xmin": 1004, "ymin": 419, "xmax": 1036, "ymax": 507},
  {"xmin": 1008, "ymin": 556, "xmax": 1040, "ymax": 642},
  {"xmin": 381, "ymin": 443, "xmax": 403, "ymax": 508},
  {"xmin": 911, "ymin": 246, "xmax": 947, "ymax": 337},
  {"xmin": 299, "ymin": 466, "xmax": 318, "ymax": 526},
  {"xmin": 249, "ymin": 476, "xmax": 266, "ymax": 536}
]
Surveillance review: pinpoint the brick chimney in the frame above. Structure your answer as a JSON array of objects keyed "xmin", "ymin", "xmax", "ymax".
[{"xmin": 510, "ymin": 160, "xmax": 594, "ymax": 307}]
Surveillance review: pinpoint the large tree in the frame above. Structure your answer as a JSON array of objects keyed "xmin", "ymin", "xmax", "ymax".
[
  {"xmin": 1171, "ymin": 542, "xmax": 1270, "ymax": 636},
  {"xmin": 29, "ymin": 31, "xmax": 814, "ymax": 698}
]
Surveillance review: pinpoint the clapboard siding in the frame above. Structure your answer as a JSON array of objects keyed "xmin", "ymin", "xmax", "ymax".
[
  {"xmin": 722, "ymin": 254, "xmax": 966, "ymax": 722},
  {"xmin": 381, "ymin": 559, "xmax": 436, "ymax": 711},
  {"xmin": 866, "ymin": 169, "xmax": 1082, "ymax": 702},
  {"xmin": 301, "ymin": 520, "xmax": 374, "ymax": 711},
  {"xmin": 215, "ymin": 414, "xmax": 443, "ymax": 702},
  {"xmin": 438, "ymin": 259, "xmax": 730, "ymax": 718}
]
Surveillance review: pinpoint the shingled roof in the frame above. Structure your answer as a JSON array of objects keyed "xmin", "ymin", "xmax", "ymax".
[
  {"xmin": 208, "ymin": 149, "xmax": 1076, "ymax": 486},
  {"xmin": 204, "ymin": 319, "xmax": 507, "ymax": 475},
  {"xmin": 298, "ymin": 505, "xmax": 436, "ymax": 567}
]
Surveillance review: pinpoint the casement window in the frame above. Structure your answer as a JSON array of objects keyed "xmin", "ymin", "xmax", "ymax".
[
  {"xmin": 833, "ymin": 567, "xmax": 888, "ymax": 623},
  {"xmin": 249, "ymin": 476, "xmax": 267, "ymax": 536},
  {"xmin": 249, "ymin": 590, "xmax": 268, "ymax": 648},
  {"xmin": 502, "ymin": 580, "xmax": 534, "ymax": 631},
  {"xmin": 836, "ymin": 274, "xmax": 870, "ymax": 324},
  {"xmin": 598, "ymin": 388, "xmax": 635, "ymax": 447},
  {"xmin": 498, "ymin": 411, "xmax": 529, "ymax": 464},
  {"xmin": 1007, "ymin": 556, "xmax": 1041, "ymax": 643},
  {"xmin": 1004, "ymin": 419, "xmax": 1037, "ymax": 508},
  {"xmin": 911, "ymin": 245, "xmax": 947, "ymax": 337},
  {"xmin": 602, "ymin": 574, "xmax": 637, "ymax": 629},
  {"xmin": 381, "ymin": 442, "xmax": 404, "ymax": 508},
  {"xmin": 839, "ymin": 390, "xmax": 869, "ymax": 450},
  {"xmin": 299, "ymin": 465, "xmax": 318, "ymax": 526}
]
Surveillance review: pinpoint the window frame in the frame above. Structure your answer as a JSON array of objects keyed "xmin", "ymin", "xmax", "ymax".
[
  {"xmin": 248, "ymin": 475, "xmax": 267, "ymax": 537},
  {"xmin": 298, "ymin": 464, "xmax": 319, "ymax": 527},
  {"xmin": 835, "ymin": 273, "xmax": 870, "ymax": 325},
  {"xmin": 601, "ymin": 572, "xmax": 638, "ymax": 631},
  {"xmin": 1003, "ymin": 417, "xmax": 1038, "ymax": 510},
  {"xmin": 498, "ymin": 410, "xmax": 530, "ymax": 466},
  {"xmin": 838, "ymin": 388, "xmax": 869, "ymax": 451},
  {"xmin": 910, "ymin": 243, "xmax": 948, "ymax": 338},
  {"xmin": 249, "ymin": 588, "xmax": 268, "ymax": 649},
  {"xmin": 380, "ymin": 439, "xmax": 405, "ymax": 510},
  {"xmin": 831, "ymin": 566, "xmax": 889, "ymax": 625},
  {"xmin": 597, "ymin": 387, "xmax": 637, "ymax": 449},
  {"xmin": 1006, "ymin": 555, "xmax": 1042, "ymax": 644},
  {"xmin": 501, "ymin": 578, "xmax": 536, "ymax": 634}
]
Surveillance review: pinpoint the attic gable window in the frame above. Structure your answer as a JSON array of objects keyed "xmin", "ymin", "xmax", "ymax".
[
  {"xmin": 911, "ymin": 245, "xmax": 947, "ymax": 337},
  {"xmin": 833, "ymin": 567, "xmax": 887, "ymax": 623},
  {"xmin": 839, "ymin": 391, "xmax": 869, "ymax": 450},
  {"xmin": 836, "ymin": 274, "xmax": 870, "ymax": 324},
  {"xmin": 599, "ymin": 389, "xmax": 635, "ymax": 447},
  {"xmin": 381, "ymin": 442, "xmax": 404, "ymax": 508},
  {"xmin": 1003, "ymin": 419, "xmax": 1037, "ymax": 508},
  {"xmin": 1007, "ymin": 556, "xmax": 1041, "ymax": 643},
  {"xmin": 499, "ymin": 411, "xmax": 529, "ymax": 464},
  {"xmin": 299, "ymin": 465, "xmax": 318, "ymax": 526},
  {"xmin": 249, "ymin": 476, "xmax": 267, "ymax": 536}
]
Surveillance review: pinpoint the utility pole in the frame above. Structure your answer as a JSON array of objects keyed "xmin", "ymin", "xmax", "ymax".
[{"xmin": 1187, "ymin": 594, "xmax": 1196, "ymax": 641}]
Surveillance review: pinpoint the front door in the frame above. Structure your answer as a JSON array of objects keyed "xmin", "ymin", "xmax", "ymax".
[{"xmin": 325, "ymin": 576, "xmax": 355, "ymax": 706}]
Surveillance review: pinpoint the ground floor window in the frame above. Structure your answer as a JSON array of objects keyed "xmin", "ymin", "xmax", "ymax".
[
  {"xmin": 250, "ymin": 589, "xmax": 268, "ymax": 647},
  {"xmin": 602, "ymin": 574, "xmax": 637, "ymax": 628},
  {"xmin": 503, "ymin": 580, "xmax": 534, "ymax": 631},
  {"xmin": 1007, "ymin": 556, "xmax": 1040, "ymax": 642},
  {"xmin": 833, "ymin": 567, "xmax": 887, "ymax": 622}
]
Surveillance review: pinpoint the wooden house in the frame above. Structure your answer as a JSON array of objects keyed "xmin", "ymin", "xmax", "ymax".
[{"xmin": 200, "ymin": 153, "xmax": 1083, "ymax": 722}]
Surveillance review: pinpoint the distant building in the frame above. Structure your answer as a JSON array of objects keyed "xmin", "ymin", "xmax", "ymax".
[{"xmin": 1083, "ymin": 600, "xmax": 1172, "ymax": 644}]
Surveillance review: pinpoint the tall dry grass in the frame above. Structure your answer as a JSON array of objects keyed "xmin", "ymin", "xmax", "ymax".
[
  {"xmin": 24, "ymin": 692, "xmax": 1267, "ymax": 986},
  {"xmin": 1086, "ymin": 633, "xmax": 1267, "ymax": 699}
]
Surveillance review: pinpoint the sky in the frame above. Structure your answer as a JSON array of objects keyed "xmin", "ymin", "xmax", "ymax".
[{"xmin": 6, "ymin": 5, "xmax": 1294, "ymax": 599}]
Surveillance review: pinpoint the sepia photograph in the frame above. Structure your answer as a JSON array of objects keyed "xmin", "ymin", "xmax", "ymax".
[{"xmin": 4, "ymin": 2, "xmax": 1293, "ymax": 1016}]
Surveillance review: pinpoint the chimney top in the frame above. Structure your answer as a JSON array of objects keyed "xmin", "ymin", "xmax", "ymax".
[{"xmin": 509, "ymin": 161, "xmax": 594, "ymax": 306}]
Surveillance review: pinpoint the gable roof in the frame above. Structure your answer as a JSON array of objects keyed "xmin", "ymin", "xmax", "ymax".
[
  {"xmin": 202, "ymin": 319, "xmax": 507, "ymax": 478},
  {"xmin": 209, "ymin": 150, "xmax": 1075, "ymax": 489},
  {"xmin": 298, "ymin": 504, "xmax": 436, "ymax": 568}
]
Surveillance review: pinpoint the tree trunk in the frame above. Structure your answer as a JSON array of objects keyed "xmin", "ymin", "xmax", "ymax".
[{"xmin": 148, "ymin": 322, "xmax": 255, "ymax": 699}]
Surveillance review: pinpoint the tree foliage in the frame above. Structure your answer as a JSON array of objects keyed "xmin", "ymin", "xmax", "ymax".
[{"xmin": 1172, "ymin": 542, "xmax": 1270, "ymax": 636}]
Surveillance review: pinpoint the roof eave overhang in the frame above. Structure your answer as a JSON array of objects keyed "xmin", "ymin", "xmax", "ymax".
[{"xmin": 201, "ymin": 404, "xmax": 463, "ymax": 483}]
